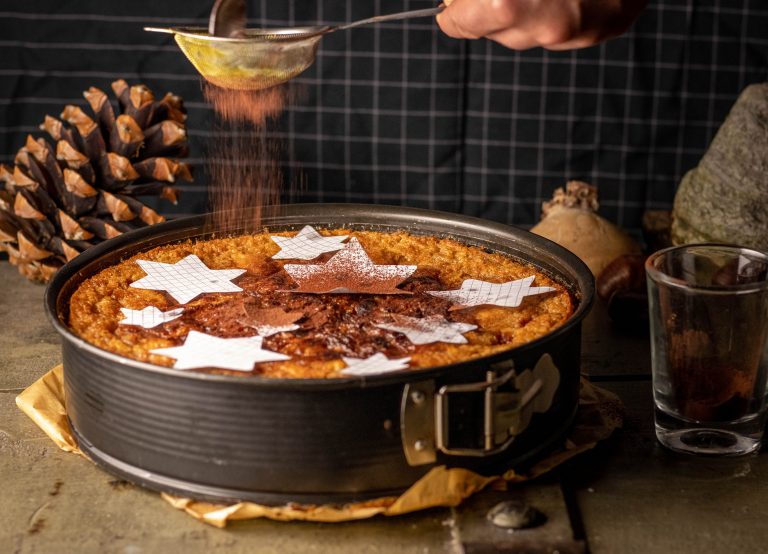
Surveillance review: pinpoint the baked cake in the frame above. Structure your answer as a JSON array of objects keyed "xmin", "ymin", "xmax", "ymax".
[{"xmin": 67, "ymin": 227, "xmax": 575, "ymax": 378}]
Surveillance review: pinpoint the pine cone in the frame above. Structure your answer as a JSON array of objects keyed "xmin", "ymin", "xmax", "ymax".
[{"xmin": 0, "ymin": 80, "xmax": 192, "ymax": 282}]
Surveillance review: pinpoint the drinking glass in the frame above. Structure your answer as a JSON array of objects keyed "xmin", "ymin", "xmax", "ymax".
[{"xmin": 646, "ymin": 243, "xmax": 768, "ymax": 455}]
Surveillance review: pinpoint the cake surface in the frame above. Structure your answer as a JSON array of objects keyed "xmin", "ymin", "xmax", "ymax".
[{"xmin": 67, "ymin": 228, "xmax": 575, "ymax": 378}]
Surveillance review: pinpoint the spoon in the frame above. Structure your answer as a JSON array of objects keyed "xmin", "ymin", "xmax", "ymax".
[{"xmin": 146, "ymin": 4, "xmax": 444, "ymax": 90}]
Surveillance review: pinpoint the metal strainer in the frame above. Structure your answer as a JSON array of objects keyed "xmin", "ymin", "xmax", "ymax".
[{"xmin": 145, "ymin": 7, "xmax": 443, "ymax": 91}]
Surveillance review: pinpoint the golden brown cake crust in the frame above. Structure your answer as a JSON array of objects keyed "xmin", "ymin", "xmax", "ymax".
[{"xmin": 67, "ymin": 229, "xmax": 574, "ymax": 378}]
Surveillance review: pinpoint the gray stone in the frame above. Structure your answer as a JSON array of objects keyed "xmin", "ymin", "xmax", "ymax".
[{"xmin": 672, "ymin": 82, "xmax": 768, "ymax": 250}]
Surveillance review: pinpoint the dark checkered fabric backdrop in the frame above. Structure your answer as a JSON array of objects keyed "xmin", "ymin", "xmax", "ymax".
[{"xmin": 1, "ymin": 1, "xmax": 766, "ymax": 235}]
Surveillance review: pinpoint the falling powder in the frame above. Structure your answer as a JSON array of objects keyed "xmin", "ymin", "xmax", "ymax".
[{"xmin": 202, "ymin": 83, "xmax": 291, "ymax": 232}]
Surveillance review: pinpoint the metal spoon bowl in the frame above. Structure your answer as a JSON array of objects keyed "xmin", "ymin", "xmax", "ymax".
[{"xmin": 145, "ymin": 6, "xmax": 443, "ymax": 90}]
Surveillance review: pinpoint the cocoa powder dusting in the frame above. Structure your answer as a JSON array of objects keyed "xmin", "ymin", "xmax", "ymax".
[
  {"xmin": 140, "ymin": 267, "xmax": 476, "ymax": 360},
  {"xmin": 667, "ymin": 329, "xmax": 756, "ymax": 421},
  {"xmin": 203, "ymin": 83, "xmax": 290, "ymax": 232}
]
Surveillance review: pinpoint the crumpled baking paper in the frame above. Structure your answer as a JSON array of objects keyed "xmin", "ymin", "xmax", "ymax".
[
  {"xmin": 15, "ymin": 365, "xmax": 82, "ymax": 456},
  {"xmin": 16, "ymin": 364, "xmax": 623, "ymax": 528}
]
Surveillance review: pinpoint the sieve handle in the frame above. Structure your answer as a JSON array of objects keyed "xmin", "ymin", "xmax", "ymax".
[
  {"xmin": 144, "ymin": 27, "xmax": 177, "ymax": 35},
  {"xmin": 336, "ymin": 6, "xmax": 445, "ymax": 32}
]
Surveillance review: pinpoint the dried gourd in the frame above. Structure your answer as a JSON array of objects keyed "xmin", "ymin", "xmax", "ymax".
[{"xmin": 530, "ymin": 181, "xmax": 641, "ymax": 277}]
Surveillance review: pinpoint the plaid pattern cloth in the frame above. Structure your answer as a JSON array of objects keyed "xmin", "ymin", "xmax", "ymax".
[{"xmin": 1, "ymin": 1, "xmax": 766, "ymax": 233}]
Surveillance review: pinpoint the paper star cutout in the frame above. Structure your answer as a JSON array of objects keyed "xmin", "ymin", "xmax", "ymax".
[
  {"xmin": 118, "ymin": 306, "xmax": 184, "ymax": 329},
  {"xmin": 239, "ymin": 305, "xmax": 303, "ymax": 337},
  {"xmin": 340, "ymin": 353, "xmax": 411, "ymax": 376},
  {"xmin": 150, "ymin": 330, "xmax": 290, "ymax": 371},
  {"xmin": 271, "ymin": 225, "xmax": 349, "ymax": 260},
  {"xmin": 376, "ymin": 314, "xmax": 478, "ymax": 345},
  {"xmin": 427, "ymin": 276, "xmax": 556, "ymax": 309},
  {"xmin": 130, "ymin": 254, "xmax": 246, "ymax": 305},
  {"xmin": 283, "ymin": 237, "xmax": 417, "ymax": 295}
]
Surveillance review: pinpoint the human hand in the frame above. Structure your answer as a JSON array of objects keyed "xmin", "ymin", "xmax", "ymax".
[{"xmin": 436, "ymin": 0, "xmax": 647, "ymax": 50}]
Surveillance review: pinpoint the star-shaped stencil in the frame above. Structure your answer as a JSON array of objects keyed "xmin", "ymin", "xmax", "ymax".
[
  {"xmin": 130, "ymin": 254, "xmax": 246, "ymax": 305},
  {"xmin": 340, "ymin": 353, "xmax": 411, "ymax": 376},
  {"xmin": 238, "ymin": 305, "xmax": 303, "ymax": 337},
  {"xmin": 271, "ymin": 225, "xmax": 349, "ymax": 260},
  {"xmin": 118, "ymin": 306, "xmax": 184, "ymax": 329},
  {"xmin": 376, "ymin": 314, "xmax": 478, "ymax": 345},
  {"xmin": 150, "ymin": 330, "xmax": 290, "ymax": 371},
  {"xmin": 428, "ymin": 276, "xmax": 556, "ymax": 310},
  {"xmin": 283, "ymin": 237, "xmax": 417, "ymax": 295}
]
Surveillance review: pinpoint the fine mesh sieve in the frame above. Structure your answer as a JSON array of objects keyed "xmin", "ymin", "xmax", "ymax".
[{"xmin": 145, "ymin": 6, "xmax": 443, "ymax": 91}]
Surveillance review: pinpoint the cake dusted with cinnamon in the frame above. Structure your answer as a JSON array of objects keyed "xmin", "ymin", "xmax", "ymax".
[{"xmin": 67, "ymin": 226, "xmax": 575, "ymax": 378}]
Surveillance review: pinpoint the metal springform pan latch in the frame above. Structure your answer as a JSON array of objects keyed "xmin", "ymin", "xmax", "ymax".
[{"xmin": 400, "ymin": 354, "xmax": 561, "ymax": 466}]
